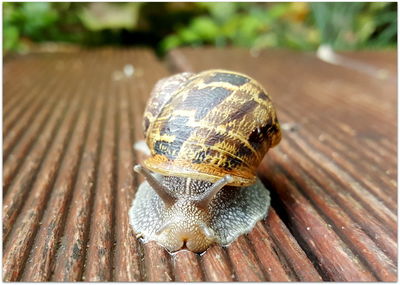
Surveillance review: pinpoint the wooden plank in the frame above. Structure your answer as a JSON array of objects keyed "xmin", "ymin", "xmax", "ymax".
[
  {"xmin": 265, "ymin": 209, "xmax": 322, "ymax": 281},
  {"xmin": 52, "ymin": 85, "xmax": 104, "ymax": 281},
  {"xmin": 226, "ymin": 236, "xmax": 267, "ymax": 281},
  {"xmin": 264, "ymin": 146, "xmax": 396, "ymax": 279},
  {"xmin": 3, "ymin": 62, "xmax": 52, "ymax": 141},
  {"xmin": 113, "ymin": 74, "xmax": 142, "ymax": 282},
  {"xmin": 3, "ymin": 56, "xmax": 49, "ymax": 117},
  {"xmin": 173, "ymin": 251, "xmax": 204, "ymax": 281},
  {"xmin": 3, "ymin": 70, "xmax": 86, "ymax": 281},
  {"xmin": 3, "ymin": 83, "xmax": 60, "ymax": 193},
  {"xmin": 83, "ymin": 66, "xmax": 117, "ymax": 281},
  {"xmin": 247, "ymin": 222, "xmax": 293, "ymax": 281},
  {"xmin": 21, "ymin": 78, "xmax": 94, "ymax": 282},
  {"xmin": 263, "ymin": 166, "xmax": 376, "ymax": 281},
  {"xmin": 339, "ymin": 50, "xmax": 397, "ymax": 77},
  {"xmin": 200, "ymin": 245, "xmax": 235, "ymax": 281},
  {"xmin": 3, "ymin": 59, "xmax": 74, "ymax": 192}
]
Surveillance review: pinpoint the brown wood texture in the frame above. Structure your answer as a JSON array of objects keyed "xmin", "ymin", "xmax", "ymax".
[{"xmin": 3, "ymin": 47, "xmax": 397, "ymax": 281}]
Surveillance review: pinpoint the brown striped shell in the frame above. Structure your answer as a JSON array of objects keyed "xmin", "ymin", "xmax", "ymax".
[{"xmin": 143, "ymin": 69, "xmax": 281, "ymax": 187}]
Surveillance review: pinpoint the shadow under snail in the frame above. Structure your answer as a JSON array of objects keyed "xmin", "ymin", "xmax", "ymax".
[{"xmin": 129, "ymin": 69, "xmax": 281, "ymax": 253}]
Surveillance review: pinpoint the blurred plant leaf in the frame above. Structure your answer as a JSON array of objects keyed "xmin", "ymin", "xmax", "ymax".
[
  {"xmin": 79, "ymin": 3, "xmax": 142, "ymax": 31},
  {"xmin": 161, "ymin": 34, "xmax": 180, "ymax": 51},
  {"xmin": 190, "ymin": 17, "xmax": 219, "ymax": 41},
  {"xmin": 4, "ymin": 26, "xmax": 19, "ymax": 52},
  {"xmin": 197, "ymin": 2, "xmax": 238, "ymax": 22}
]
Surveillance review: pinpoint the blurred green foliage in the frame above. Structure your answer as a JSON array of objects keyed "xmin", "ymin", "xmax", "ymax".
[
  {"xmin": 3, "ymin": 2, "xmax": 397, "ymax": 55},
  {"xmin": 4, "ymin": 2, "xmax": 84, "ymax": 52},
  {"xmin": 310, "ymin": 2, "xmax": 397, "ymax": 50}
]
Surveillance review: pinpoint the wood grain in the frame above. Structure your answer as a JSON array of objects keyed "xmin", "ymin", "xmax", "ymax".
[
  {"xmin": 200, "ymin": 245, "xmax": 235, "ymax": 281},
  {"xmin": 265, "ymin": 209, "xmax": 322, "ymax": 281},
  {"xmin": 3, "ymin": 68, "xmax": 86, "ymax": 281}
]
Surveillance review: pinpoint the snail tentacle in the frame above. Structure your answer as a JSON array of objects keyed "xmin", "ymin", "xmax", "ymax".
[
  {"xmin": 196, "ymin": 175, "xmax": 234, "ymax": 209},
  {"xmin": 134, "ymin": 165, "xmax": 176, "ymax": 206}
]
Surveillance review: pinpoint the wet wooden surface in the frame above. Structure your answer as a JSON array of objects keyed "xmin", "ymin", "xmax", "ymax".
[{"xmin": 3, "ymin": 47, "xmax": 397, "ymax": 281}]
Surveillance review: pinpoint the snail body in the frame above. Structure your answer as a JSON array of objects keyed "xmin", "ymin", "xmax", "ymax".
[{"xmin": 129, "ymin": 70, "xmax": 281, "ymax": 252}]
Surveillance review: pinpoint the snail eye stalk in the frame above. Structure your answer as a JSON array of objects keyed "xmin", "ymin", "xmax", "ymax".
[
  {"xmin": 196, "ymin": 175, "xmax": 234, "ymax": 209},
  {"xmin": 134, "ymin": 165, "xmax": 176, "ymax": 206}
]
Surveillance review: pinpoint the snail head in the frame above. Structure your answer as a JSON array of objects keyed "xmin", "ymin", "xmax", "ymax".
[{"xmin": 134, "ymin": 165, "xmax": 233, "ymax": 252}]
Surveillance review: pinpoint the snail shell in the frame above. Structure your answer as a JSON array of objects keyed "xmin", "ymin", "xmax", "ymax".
[
  {"xmin": 143, "ymin": 69, "xmax": 281, "ymax": 186},
  {"xmin": 129, "ymin": 70, "xmax": 281, "ymax": 253}
]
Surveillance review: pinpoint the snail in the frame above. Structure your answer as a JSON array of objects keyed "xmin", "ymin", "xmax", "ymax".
[{"xmin": 129, "ymin": 69, "xmax": 281, "ymax": 253}]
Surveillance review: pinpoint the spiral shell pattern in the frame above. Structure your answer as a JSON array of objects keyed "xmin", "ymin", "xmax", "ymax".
[{"xmin": 143, "ymin": 70, "xmax": 281, "ymax": 186}]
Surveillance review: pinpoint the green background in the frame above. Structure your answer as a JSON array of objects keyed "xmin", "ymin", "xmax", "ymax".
[{"xmin": 3, "ymin": 2, "xmax": 397, "ymax": 56}]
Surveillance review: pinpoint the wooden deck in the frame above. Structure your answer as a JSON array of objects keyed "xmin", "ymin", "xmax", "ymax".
[{"xmin": 3, "ymin": 47, "xmax": 397, "ymax": 281}]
